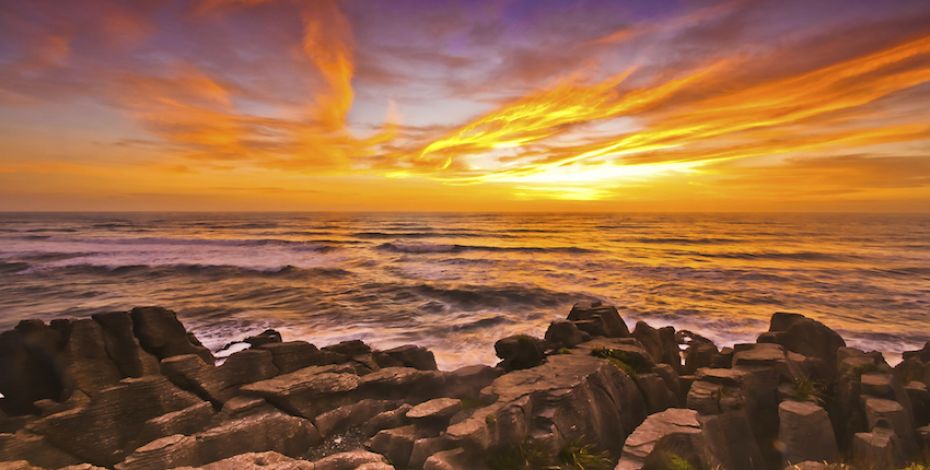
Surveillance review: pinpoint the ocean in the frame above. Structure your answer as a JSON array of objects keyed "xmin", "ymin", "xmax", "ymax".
[{"xmin": 0, "ymin": 212, "xmax": 928, "ymax": 369}]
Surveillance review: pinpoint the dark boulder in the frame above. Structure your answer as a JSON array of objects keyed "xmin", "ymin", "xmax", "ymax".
[
  {"xmin": 494, "ymin": 335, "xmax": 545, "ymax": 371},
  {"xmin": 322, "ymin": 339, "xmax": 371, "ymax": 357},
  {"xmin": 243, "ymin": 329, "xmax": 282, "ymax": 348},
  {"xmin": 543, "ymin": 320, "xmax": 589, "ymax": 349},
  {"xmin": 373, "ymin": 344, "xmax": 437, "ymax": 371},
  {"xmin": 632, "ymin": 322, "xmax": 682, "ymax": 372},
  {"xmin": 567, "ymin": 301, "xmax": 630, "ymax": 337},
  {"xmin": 758, "ymin": 312, "xmax": 845, "ymax": 380}
]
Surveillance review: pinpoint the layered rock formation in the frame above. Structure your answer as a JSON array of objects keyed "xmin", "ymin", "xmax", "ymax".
[{"xmin": 1, "ymin": 303, "xmax": 928, "ymax": 469}]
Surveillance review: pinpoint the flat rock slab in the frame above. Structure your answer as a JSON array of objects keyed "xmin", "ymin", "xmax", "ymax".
[
  {"xmin": 733, "ymin": 343, "xmax": 785, "ymax": 366},
  {"xmin": 616, "ymin": 408, "xmax": 701, "ymax": 470},
  {"xmin": 406, "ymin": 398, "xmax": 462, "ymax": 421}
]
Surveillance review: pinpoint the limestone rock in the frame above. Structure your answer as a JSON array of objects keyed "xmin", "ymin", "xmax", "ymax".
[
  {"xmin": 406, "ymin": 398, "xmax": 462, "ymax": 426},
  {"xmin": 699, "ymin": 410, "xmax": 766, "ymax": 470},
  {"xmin": 130, "ymin": 307, "xmax": 213, "ymax": 364},
  {"xmin": 446, "ymin": 350, "xmax": 645, "ymax": 459},
  {"xmin": 91, "ymin": 312, "xmax": 160, "ymax": 378},
  {"xmin": 367, "ymin": 425, "xmax": 423, "ymax": 468},
  {"xmin": 851, "ymin": 427, "xmax": 904, "ymax": 470},
  {"xmin": 0, "ymin": 322, "xmax": 67, "ymax": 415},
  {"xmin": 162, "ymin": 349, "xmax": 278, "ymax": 405},
  {"xmin": 312, "ymin": 450, "xmax": 393, "ymax": 470},
  {"xmin": 363, "ymin": 404, "xmax": 413, "ymax": 438},
  {"xmin": 26, "ymin": 375, "xmax": 204, "ymax": 466},
  {"xmin": 116, "ymin": 411, "xmax": 320, "ymax": 470},
  {"xmin": 759, "ymin": 313, "xmax": 845, "ymax": 380},
  {"xmin": 684, "ymin": 341, "xmax": 719, "ymax": 375},
  {"xmin": 567, "ymin": 301, "xmax": 630, "ymax": 337},
  {"xmin": 259, "ymin": 341, "xmax": 321, "ymax": 374},
  {"xmin": 615, "ymin": 408, "xmax": 702, "ymax": 470},
  {"xmin": 443, "ymin": 365, "xmax": 500, "ymax": 399},
  {"xmin": 632, "ymin": 322, "xmax": 681, "ymax": 371},
  {"xmin": 239, "ymin": 364, "xmax": 359, "ymax": 419},
  {"xmin": 315, "ymin": 399, "xmax": 400, "ymax": 438},
  {"xmin": 185, "ymin": 451, "xmax": 313, "ymax": 470},
  {"xmin": 543, "ymin": 320, "xmax": 588, "ymax": 349},
  {"xmin": 373, "ymin": 345, "xmax": 437, "ymax": 371},
  {"xmin": 0, "ymin": 431, "xmax": 81, "ymax": 468},
  {"xmin": 493, "ymin": 335, "xmax": 545, "ymax": 371},
  {"xmin": 322, "ymin": 340, "xmax": 371, "ymax": 357},
  {"xmin": 777, "ymin": 400, "xmax": 838, "ymax": 465}
]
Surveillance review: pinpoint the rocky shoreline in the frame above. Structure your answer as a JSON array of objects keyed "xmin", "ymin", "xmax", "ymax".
[{"xmin": 1, "ymin": 303, "xmax": 928, "ymax": 470}]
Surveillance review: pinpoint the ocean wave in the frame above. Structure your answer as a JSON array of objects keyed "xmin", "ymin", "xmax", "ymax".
[
  {"xmin": 50, "ymin": 263, "xmax": 351, "ymax": 279},
  {"xmin": 376, "ymin": 242, "xmax": 597, "ymax": 255},
  {"xmin": 409, "ymin": 282, "xmax": 589, "ymax": 310},
  {"xmin": 352, "ymin": 231, "xmax": 513, "ymax": 239},
  {"xmin": 15, "ymin": 235, "xmax": 339, "ymax": 252},
  {"xmin": 624, "ymin": 236, "xmax": 743, "ymax": 245},
  {"xmin": 0, "ymin": 261, "xmax": 30, "ymax": 273},
  {"xmin": 703, "ymin": 251, "xmax": 849, "ymax": 262}
]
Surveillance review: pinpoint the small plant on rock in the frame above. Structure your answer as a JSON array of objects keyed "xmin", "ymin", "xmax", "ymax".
[
  {"xmin": 664, "ymin": 452, "xmax": 697, "ymax": 470},
  {"xmin": 590, "ymin": 348, "xmax": 650, "ymax": 376},
  {"xmin": 558, "ymin": 440, "xmax": 612, "ymax": 470},
  {"xmin": 788, "ymin": 376, "xmax": 824, "ymax": 405}
]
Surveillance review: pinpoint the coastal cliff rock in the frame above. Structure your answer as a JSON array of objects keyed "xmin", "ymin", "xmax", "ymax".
[{"xmin": 1, "ymin": 304, "xmax": 928, "ymax": 469}]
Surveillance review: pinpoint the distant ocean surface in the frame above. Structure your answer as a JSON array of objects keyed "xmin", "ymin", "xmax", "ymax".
[{"xmin": 1, "ymin": 212, "xmax": 928, "ymax": 369}]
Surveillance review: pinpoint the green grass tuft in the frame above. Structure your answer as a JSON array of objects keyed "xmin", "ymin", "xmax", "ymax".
[
  {"xmin": 559, "ymin": 440, "xmax": 612, "ymax": 470},
  {"xmin": 590, "ymin": 347, "xmax": 651, "ymax": 375},
  {"xmin": 486, "ymin": 440, "xmax": 551, "ymax": 470},
  {"xmin": 787, "ymin": 376, "xmax": 824, "ymax": 405}
]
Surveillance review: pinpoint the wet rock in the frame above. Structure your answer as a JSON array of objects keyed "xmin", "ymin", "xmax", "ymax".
[
  {"xmin": 632, "ymin": 322, "xmax": 681, "ymax": 371},
  {"xmin": 130, "ymin": 307, "xmax": 213, "ymax": 364},
  {"xmin": 322, "ymin": 340, "xmax": 371, "ymax": 357},
  {"xmin": 567, "ymin": 301, "xmax": 630, "ymax": 337},
  {"xmin": 373, "ymin": 345, "xmax": 437, "ymax": 371},
  {"xmin": 244, "ymin": 329, "xmax": 282, "ymax": 348},
  {"xmin": 494, "ymin": 335, "xmax": 545, "ymax": 371},
  {"xmin": 544, "ymin": 320, "xmax": 588, "ymax": 349},
  {"xmin": 759, "ymin": 312, "xmax": 845, "ymax": 380},
  {"xmin": 777, "ymin": 400, "xmax": 838, "ymax": 465},
  {"xmin": 615, "ymin": 408, "xmax": 702, "ymax": 470}
]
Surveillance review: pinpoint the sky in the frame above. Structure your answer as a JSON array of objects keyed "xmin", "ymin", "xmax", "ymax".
[{"xmin": 2, "ymin": 0, "xmax": 930, "ymax": 212}]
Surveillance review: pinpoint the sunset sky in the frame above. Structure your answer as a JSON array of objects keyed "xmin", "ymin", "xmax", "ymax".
[{"xmin": 2, "ymin": 0, "xmax": 930, "ymax": 212}]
